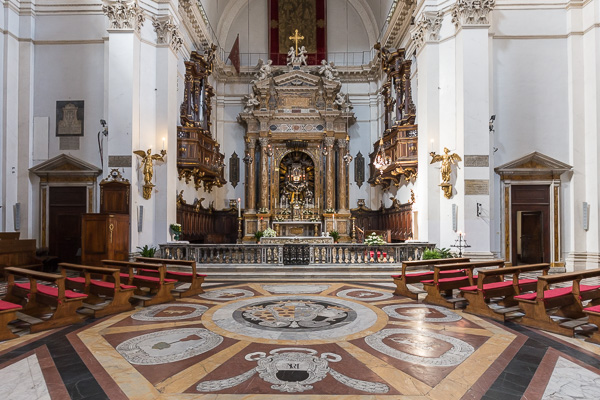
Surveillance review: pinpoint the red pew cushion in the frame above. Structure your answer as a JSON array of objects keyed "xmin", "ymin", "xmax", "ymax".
[
  {"xmin": 515, "ymin": 284, "xmax": 600, "ymax": 302},
  {"xmin": 67, "ymin": 277, "xmax": 136, "ymax": 290},
  {"xmin": 584, "ymin": 305, "xmax": 600, "ymax": 313},
  {"xmin": 15, "ymin": 283, "xmax": 87, "ymax": 299},
  {"xmin": 140, "ymin": 268, "xmax": 206, "ymax": 278},
  {"xmin": 0, "ymin": 300, "xmax": 22, "ymax": 311}
]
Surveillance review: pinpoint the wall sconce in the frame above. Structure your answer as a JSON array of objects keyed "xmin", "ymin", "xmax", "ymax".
[
  {"xmin": 134, "ymin": 148, "xmax": 167, "ymax": 200},
  {"xmin": 243, "ymin": 151, "xmax": 253, "ymax": 165},
  {"xmin": 489, "ymin": 115, "xmax": 496, "ymax": 133}
]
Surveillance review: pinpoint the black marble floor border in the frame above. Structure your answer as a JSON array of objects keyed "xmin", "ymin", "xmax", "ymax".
[{"xmin": 0, "ymin": 320, "xmax": 107, "ymax": 400}]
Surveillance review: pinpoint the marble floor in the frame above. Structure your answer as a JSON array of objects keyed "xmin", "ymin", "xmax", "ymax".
[{"xmin": 1, "ymin": 281, "xmax": 599, "ymax": 399}]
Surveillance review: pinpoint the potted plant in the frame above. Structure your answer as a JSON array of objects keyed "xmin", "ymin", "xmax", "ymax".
[
  {"xmin": 137, "ymin": 245, "xmax": 157, "ymax": 258},
  {"xmin": 422, "ymin": 247, "xmax": 454, "ymax": 260},
  {"xmin": 254, "ymin": 230, "xmax": 264, "ymax": 243},
  {"xmin": 329, "ymin": 230, "xmax": 340, "ymax": 243},
  {"xmin": 169, "ymin": 223, "xmax": 182, "ymax": 241}
]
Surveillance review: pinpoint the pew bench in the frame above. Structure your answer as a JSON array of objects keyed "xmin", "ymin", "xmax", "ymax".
[
  {"xmin": 0, "ymin": 300, "xmax": 22, "ymax": 341},
  {"xmin": 60, "ymin": 263, "xmax": 136, "ymax": 318},
  {"xmin": 135, "ymin": 257, "xmax": 206, "ymax": 297},
  {"xmin": 101, "ymin": 260, "xmax": 176, "ymax": 306},
  {"xmin": 422, "ymin": 260, "xmax": 506, "ymax": 308},
  {"xmin": 3, "ymin": 266, "xmax": 87, "ymax": 333},
  {"xmin": 583, "ymin": 305, "xmax": 600, "ymax": 344},
  {"xmin": 459, "ymin": 263, "xmax": 550, "ymax": 321},
  {"xmin": 392, "ymin": 257, "xmax": 470, "ymax": 299},
  {"xmin": 514, "ymin": 269, "xmax": 600, "ymax": 337}
]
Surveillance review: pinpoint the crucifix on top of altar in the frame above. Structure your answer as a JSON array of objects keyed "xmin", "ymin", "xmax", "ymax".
[{"xmin": 237, "ymin": 27, "xmax": 355, "ymax": 242}]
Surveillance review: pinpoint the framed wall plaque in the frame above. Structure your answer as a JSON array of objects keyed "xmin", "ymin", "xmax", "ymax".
[
  {"xmin": 56, "ymin": 100, "xmax": 84, "ymax": 136},
  {"xmin": 229, "ymin": 152, "xmax": 240, "ymax": 188}
]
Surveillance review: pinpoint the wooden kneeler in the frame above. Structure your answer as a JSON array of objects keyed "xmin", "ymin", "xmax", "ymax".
[
  {"xmin": 4, "ymin": 267, "xmax": 87, "ymax": 333},
  {"xmin": 135, "ymin": 257, "xmax": 206, "ymax": 297},
  {"xmin": 0, "ymin": 300, "xmax": 22, "ymax": 341},
  {"xmin": 60, "ymin": 263, "xmax": 136, "ymax": 318},
  {"xmin": 583, "ymin": 305, "xmax": 600, "ymax": 344}
]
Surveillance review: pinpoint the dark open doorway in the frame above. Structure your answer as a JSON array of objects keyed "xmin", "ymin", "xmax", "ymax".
[
  {"xmin": 511, "ymin": 185, "xmax": 550, "ymax": 265},
  {"xmin": 49, "ymin": 186, "xmax": 87, "ymax": 263}
]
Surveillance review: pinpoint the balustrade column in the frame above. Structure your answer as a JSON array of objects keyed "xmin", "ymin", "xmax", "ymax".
[
  {"xmin": 258, "ymin": 137, "xmax": 269, "ymax": 211},
  {"xmin": 324, "ymin": 136, "xmax": 336, "ymax": 210},
  {"xmin": 337, "ymin": 138, "xmax": 349, "ymax": 212},
  {"xmin": 245, "ymin": 139, "xmax": 257, "ymax": 212}
]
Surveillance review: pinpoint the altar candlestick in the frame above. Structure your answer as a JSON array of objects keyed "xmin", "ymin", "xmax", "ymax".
[
  {"xmin": 237, "ymin": 198, "xmax": 241, "ymax": 217},
  {"xmin": 162, "ymin": 137, "xmax": 166, "ymax": 150}
]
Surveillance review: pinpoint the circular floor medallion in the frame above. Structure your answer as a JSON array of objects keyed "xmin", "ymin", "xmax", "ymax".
[
  {"xmin": 198, "ymin": 288, "xmax": 254, "ymax": 300},
  {"xmin": 263, "ymin": 284, "xmax": 330, "ymax": 294},
  {"xmin": 382, "ymin": 304, "xmax": 462, "ymax": 322},
  {"xmin": 365, "ymin": 328, "xmax": 474, "ymax": 367},
  {"xmin": 207, "ymin": 295, "xmax": 381, "ymax": 343},
  {"xmin": 336, "ymin": 288, "xmax": 394, "ymax": 301},
  {"xmin": 116, "ymin": 328, "xmax": 223, "ymax": 365},
  {"xmin": 131, "ymin": 304, "xmax": 208, "ymax": 321}
]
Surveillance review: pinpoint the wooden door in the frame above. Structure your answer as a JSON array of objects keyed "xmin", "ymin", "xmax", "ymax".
[
  {"xmin": 49, "ymin": 186, "xmax": 87, "ymax": 263},
  {"xmin": 511, "ymin": 185, "xmax": 550, "ymax": 265}
]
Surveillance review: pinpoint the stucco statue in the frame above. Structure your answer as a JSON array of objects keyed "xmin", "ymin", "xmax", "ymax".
[
  {"xmin": 319, "ymin": 60, "xmax": 339, "ymax": 82},
  {"xmin": 286, "ymin": 46, "xmax": 296, "ymax": 66},
  {"xmin": 253, "ymin": 59, "xmax": 273, "ymax": 82},
  {"xmin": 297, "ymin": 45, "xmax": 308, "ymax": 66},
  {"xmin": 430, "ymin": 147, "xmax": 462, "ymax": 198},
  {"xmin": 243, "ymin": 92, "xmax": 260, "ymax": 112}
]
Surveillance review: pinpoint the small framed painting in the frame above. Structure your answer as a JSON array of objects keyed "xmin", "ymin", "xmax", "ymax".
[{"xmin": 56, "ymin": 100, "xmax": 84, "ymax": 136}]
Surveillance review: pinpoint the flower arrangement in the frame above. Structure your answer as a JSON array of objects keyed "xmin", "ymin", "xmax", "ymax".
[
  {"xmin": 364, "ymin": 232, "xmax": 386, "ymax": 245},
  {"xmin": 170, "ymin": 223, "xmax": 182, "ymax": 241},
  {"xmin": 263, "ymin": 227, "xmax": 277, "ymax": 237}
]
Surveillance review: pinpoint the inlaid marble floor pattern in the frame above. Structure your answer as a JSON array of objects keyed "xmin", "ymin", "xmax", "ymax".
[{"xmin": 1, "ymin": 281, "xmax": 599, "ymax": 399}]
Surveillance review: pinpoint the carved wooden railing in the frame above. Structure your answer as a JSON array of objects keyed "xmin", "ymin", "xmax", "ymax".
[
  {"xmin": 368, "ymin": 124, "xmax": 418, "ymax": 189},
  {"xmin": 351, "ymin": 200, "xmax": 413, "ymax": 242},
  {"xmin": 159, "ymin": 242, "xmax": 434, "ymax": 265},
  {"xmin": 177, "ymin": 202, "xmax": 237, "ymax": 244}
]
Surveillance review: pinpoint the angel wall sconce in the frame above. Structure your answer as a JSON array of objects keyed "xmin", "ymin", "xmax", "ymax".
[
  {"xmin": 430, "ymin": 147, "xmax": 462, "ymax": 199},
  {"xmin": 134, "ymin": 148, "xmax": 167, "ymax": 200}
]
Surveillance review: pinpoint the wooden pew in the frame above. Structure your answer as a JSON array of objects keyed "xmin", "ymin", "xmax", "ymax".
[
  {"xmin": 101, "ymin": 260, "xmax": 177, "ymax": 306},
  {"xmin": 460, "ymin": 263, "xmax": 550, "ymax": 321},
  {"xmin": 583, "ymin": 305, "xmax": 600, "ymax": 344},
  {"xmin": 514, "ymin": 269, "xmax": 600, "ymax": 337},
  {"xmin": 0, "ymin": 300, "xmax": 22, "ymax": 341},
  {"xmin": 422, "ymin": 260, "xmax": 506, "ymax": 308},
  {"xmin": 60, "ymin": 263, "xmax": 136, "ymax": 318},
  {"xmin": 392, "ymin": 257, "xmax": 470, "ymax": 299},
  {"xmin": 0, "ymin": 239, "xmax": 38, "ymax": 278},
  {"xmin": 0, "ymin": 232, "xmax": 20, "ymax": 240},
  {"xmin": 135, "ymin": 257, "xmax": 206, "ymax": 297},
  {"xmin": 3, "ymin": 266, "xmax": 87, "ymax": 333}
]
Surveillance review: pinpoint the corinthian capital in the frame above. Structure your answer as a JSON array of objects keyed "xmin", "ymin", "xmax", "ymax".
[
  {"xmin": 411, "ymin": 11, "xmax": 443, "ymax": 50},
  {"xmin": 451, "ymin": 0, "xmax": 495, "ymax": 27},
  {"xmin": 102, "ymin": 0, "xmax": 145, "ymax": 33},
  {"xmin": 152, "ymin": 16, "xmax": 184, "ymax": 53}
]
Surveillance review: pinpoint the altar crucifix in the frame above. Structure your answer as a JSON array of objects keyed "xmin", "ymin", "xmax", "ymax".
[{"xmin": 289, "ymin": 29, "xmax": 304, "ymax": 56}]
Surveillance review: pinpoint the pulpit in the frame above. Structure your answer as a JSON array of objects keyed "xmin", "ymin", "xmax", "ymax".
[{"xmin": 81, "ymin": 213, "xmax": 129, "ymax": 266}]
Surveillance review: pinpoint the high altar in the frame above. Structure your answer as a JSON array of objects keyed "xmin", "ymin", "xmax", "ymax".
[{"xmin": 238, "ymin": 58, "xmax": 355, "ymax": 242}]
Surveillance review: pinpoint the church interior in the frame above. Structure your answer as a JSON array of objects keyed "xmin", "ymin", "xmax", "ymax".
[{"xmin": 1, "ymin": 0, "xmax": 600, "ymax": 398}]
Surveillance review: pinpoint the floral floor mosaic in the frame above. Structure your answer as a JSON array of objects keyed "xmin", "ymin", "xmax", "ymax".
[{"xmin": 1, "ymin": 281, "xmax": 600, "ymax": 399}]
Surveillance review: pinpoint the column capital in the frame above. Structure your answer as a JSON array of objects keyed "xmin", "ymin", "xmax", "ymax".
[
  {"xmin": 323, "ymin": 136, "xmax": 336, "ymax": 148},
  {"xmin": 336, "ymin": 138, "xmax": 348, "ymax": 149},
  {"xmin": 246, "ymin": 138, "xmax": 257, "ymax": 149},
  {"xmin": 152, "ymin": 16, "xmax": 183, "ymax": 53},
  {"xmin": 451, "ymin": 0, "xmax": 495, "ymax": 28},
  {"xmin": 411, "ymin": 11, "xmax": 443, "ymax": 50},
  {"xmin": 258, "ymin": 137, "xmax": 269, "ymax": 147},
  {"xmin": 102, "ymin": 0, "xmax": 145, "ymax": 33}
]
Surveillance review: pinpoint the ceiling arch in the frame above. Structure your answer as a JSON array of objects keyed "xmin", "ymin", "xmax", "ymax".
[{"xmin": 216, "ymin": 0, "xmax": 379, "ymax": 53}]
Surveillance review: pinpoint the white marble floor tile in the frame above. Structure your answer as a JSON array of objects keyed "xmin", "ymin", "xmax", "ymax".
[
  {"xmin": 0, "ymin": 354, "xmax": 50, "ymax": 400},
  {"xmin": 542, "ymin": 356, "xmax": 600, "ymax": 400}
]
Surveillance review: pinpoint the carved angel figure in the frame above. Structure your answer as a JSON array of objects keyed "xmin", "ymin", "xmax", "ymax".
[
  {"xmin": 287, "ymin": 46, "xmax": 296, "ymax": 66},
  {"xmin": 297, "ymin": 46, "xmax": 308, "ymax": 66},
  {"xmin": 243, "ymin": 92, "xmax": 260, "ymax": 112},
  {"xmin": 335, "ymin": 92, "xmax": 352, "ymax": 112},
  {"xmin": 134, "ymin": 149, "xmax": 165, "ymax": 187},
  {"xmin": 253, "ymin": 59, "xmax": 273, "ymax": 82},
  {"xmin": 319, "ymin": 60, "xmax": 339, "ymax": 81},
  {"xmin": 430, "ymin": 147, "xmax": 462, "ymax": 186}
]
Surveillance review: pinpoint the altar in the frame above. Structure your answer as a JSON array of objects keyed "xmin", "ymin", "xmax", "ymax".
[
  {"xmin": 273, "ymin": 220, "xmax": 322, "ymax": 237},
  {"xmin": 260, "ymin": 236, "xmax": 334, "ymax": 244}
]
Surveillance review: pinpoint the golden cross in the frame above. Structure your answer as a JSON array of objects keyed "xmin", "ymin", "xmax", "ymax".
[{"xmin": 289, "ymin": 29, "xmax": 304, "ymax": 56}]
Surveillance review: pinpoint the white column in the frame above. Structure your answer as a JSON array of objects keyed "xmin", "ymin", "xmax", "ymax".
[
  {"xmin": 153, "ymin": 16, "xmax": 182, "ymax": 244},
  {"xmin": 413, "ymin": 11, "xmax": 442, "ymax": 245},
  {"xmin": 104, "ymin": 0, "xmax": 145, "ymax": 251},
  {"xmin": 452, "ymin": 1, "xmax": 494, "ymax": 257}
]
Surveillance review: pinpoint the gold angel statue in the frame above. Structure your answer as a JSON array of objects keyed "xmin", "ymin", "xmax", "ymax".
[
  {"xmin": 134, "ymin": 148, "xmax": 166, "ymax": 199},
  {"xmin": 430, "ymin": 147, "xmax": 462, "ymax": 199}
]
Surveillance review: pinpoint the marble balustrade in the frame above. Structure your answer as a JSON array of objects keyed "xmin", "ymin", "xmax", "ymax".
[{"xmin": 159, "ymin": 242, "xmax": 434, "ymax": 266}]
